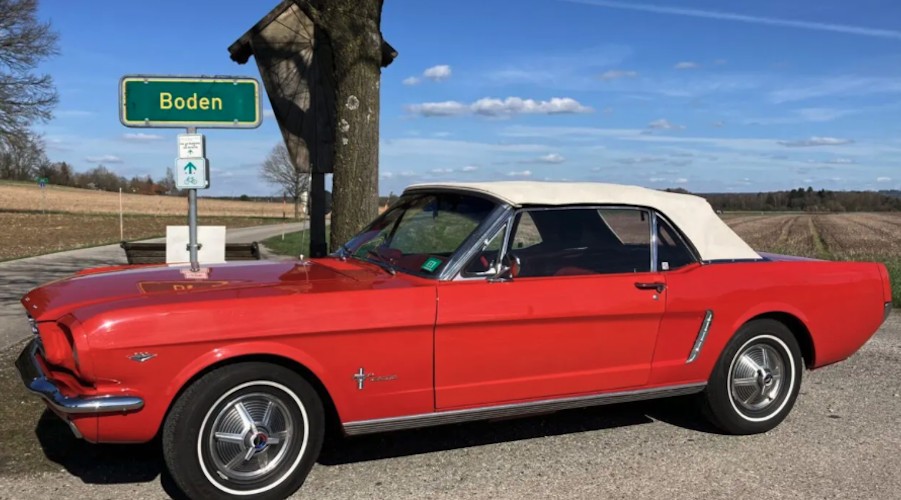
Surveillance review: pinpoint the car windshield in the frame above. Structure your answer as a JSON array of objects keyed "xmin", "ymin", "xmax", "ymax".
[{"xmin": 339, "ymin": 192, "xmax": 497, "ymax": 277}]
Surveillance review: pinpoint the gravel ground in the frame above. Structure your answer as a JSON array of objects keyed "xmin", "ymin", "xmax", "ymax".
[{"xmin": 0, "ymin": 311, "xmax": 898, "ymax": 499}]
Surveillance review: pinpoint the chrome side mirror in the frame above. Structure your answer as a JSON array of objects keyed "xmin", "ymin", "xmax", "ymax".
[{"xmin": 490, "ymin": 253, "xmax": 520, "ymax": 282}]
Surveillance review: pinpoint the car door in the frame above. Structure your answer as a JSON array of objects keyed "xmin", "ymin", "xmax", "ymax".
[{"xmin": 434, "ymin": 207, "xmax": 667, "ymax": 409}]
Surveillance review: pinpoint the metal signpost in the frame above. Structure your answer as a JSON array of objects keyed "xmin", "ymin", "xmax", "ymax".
[
  {"xmin": 119, "ymin": 75, "xmax": 262, "ymax": 270},
  {"xmin": 37, "ymin": 177, "xmax": 48, "ymax": 214}
]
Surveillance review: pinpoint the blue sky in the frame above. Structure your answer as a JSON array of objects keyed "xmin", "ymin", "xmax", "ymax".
[{"xmin": 36, "ymin": 0, "xmax": 901, "ymax": 196}]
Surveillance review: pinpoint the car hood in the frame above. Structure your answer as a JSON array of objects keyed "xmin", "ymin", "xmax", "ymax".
[{"xmin": 22, "ymin": 258, "xmax": 398, "ymax": 321}]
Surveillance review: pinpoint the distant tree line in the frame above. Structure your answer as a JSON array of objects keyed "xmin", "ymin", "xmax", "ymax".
[
  {"xmin": 0, "ymin": 138, "xmax": 180, "ymax": 195},
  {"xmin": 679, "ymin": 187, "xmax": 901, "ymax": 212}
]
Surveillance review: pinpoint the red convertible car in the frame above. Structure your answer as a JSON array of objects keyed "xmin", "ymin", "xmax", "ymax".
[{"xmin": 17, "ymin": 182, "xmax": 892, "ymax": 499}]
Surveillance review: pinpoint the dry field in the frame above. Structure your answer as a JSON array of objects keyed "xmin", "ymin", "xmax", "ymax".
[
  {"xmin": 0, "ymin": 213, "xmax": 277, "ymax": 261},
  {"xmin": 723, "ymin": 212, "xmax": 901, "ymax": 305},
  {"xmin": 0, "ymin": 182, "xmax": 287, "ymax": 217}
]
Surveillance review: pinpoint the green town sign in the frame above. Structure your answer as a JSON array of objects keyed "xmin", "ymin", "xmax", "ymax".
[{"xmin": 119, "ymin": 76, "xmax": 262, "ymax": 128}]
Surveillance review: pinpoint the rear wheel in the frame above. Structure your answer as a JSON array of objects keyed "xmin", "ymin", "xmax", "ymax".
[
  {"xmin": 702, "ymin": 319, "xmax": 803, "ymax": 434},
  {"xmin": 163, "ymin": 362, "xmax": 324, "ymax": 499}
]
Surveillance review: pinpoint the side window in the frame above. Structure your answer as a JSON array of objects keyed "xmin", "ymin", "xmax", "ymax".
[
  {"xmin": 506, "ymin": 208, "xmax": 651, "ymax": 278},
  {"xmin": 656, "ymin": 216, "xmax": 695, "ymax": 271},
  {"xmin": 598, "ymin": 209, "xmax": 651, "ymax": 246},
  {"xmin": 462, "ymin": 223, "xmax": 507, "ymax": 276}
]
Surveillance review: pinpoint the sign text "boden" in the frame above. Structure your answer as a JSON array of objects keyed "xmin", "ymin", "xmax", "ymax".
[{"xmin": 160, "ymin": 93, "xmax": 224, "ymax": 111}]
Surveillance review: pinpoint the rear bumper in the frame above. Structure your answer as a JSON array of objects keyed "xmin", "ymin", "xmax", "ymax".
[{"xmin": 15, "ymin": 338, "xmax": 144, "ymax": 414}]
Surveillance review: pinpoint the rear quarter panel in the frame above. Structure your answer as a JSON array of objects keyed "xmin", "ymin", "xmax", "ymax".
[{"xmin": 650, "ymin": 260, "xmax": 886, "ymax": 386}]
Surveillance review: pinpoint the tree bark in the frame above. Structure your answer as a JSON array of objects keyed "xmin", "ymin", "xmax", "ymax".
[{"xmin": 294, "ymin": 0, "xmax": 387, "ymax": 250}]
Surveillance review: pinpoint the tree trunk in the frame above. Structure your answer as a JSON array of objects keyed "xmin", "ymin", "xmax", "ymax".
[{"xmin": 314, "ymin": 0, "xmax": 384, "ymax": 250}]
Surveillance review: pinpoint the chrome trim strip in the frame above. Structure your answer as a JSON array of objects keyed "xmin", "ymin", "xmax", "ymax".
[
  {"xmin": 686, "ymin": 310, "xmax": 714, "ymax": 364},
  {"xmin": 343, "ymin": 382, "xmax": 706, "ymax": 436},
  {"xmin": 445, "ymin": 204, "xmax": 514, "ymax": 281},
  {"xmin": 650, "ymin": 211, "xmax": 659, "ymax": 273},
  {"xmin": 15, "ymin": 339, "xmax": 144, "ymax": 414},
  {"xmin": 654, "ymin": 211, "xmax": 702, "ymax": 265}
]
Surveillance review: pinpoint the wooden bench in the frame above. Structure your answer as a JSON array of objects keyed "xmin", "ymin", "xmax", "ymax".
[{"xmin": 120, "ymin": 241, "xmax": 262, "ymax": 265}]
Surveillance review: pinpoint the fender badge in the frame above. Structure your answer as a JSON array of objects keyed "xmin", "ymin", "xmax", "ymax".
[
  {"xmin": 353, "ymin": 367, "xmax": 398, "ymax": 390},
  {"xmin": 129, "ymin": 352, "xmax": 157, "ymax": 363}
]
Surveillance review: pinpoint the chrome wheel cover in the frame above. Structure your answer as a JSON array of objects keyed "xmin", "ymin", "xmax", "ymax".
[
  {"xmin": 729, "ymin": 342, "xmax": 786, "ymax": 412},
  {"xmin": 206, "ymin": 391, "xmax": 295, "ymax": 482}
]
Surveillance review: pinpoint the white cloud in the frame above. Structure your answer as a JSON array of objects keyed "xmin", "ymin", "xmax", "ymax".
[
  {"xmin": 85, "ymin": 154, "xmax": 123, "ymax": 164},
  {"xmin": 522, "ymin": 153, "xmax": 566, "ymax": 164},
  {"xmin": 430, "ymin": 168, "xmax": 454, "ymax": 174},
  {"xmin": 770, "ymin": 76, "xmax": 901, "ymax": 103},
  {"xmin": 674, "ymin": 177, "xmax": 689, "ymax": 184},
  {"xmin": 674, "ymin": 61, "xmax": 700, "ymax": 70},
  {"xmin": 746, "ymin": 108, "xmax": 856, "ymax": 125},
  {"xmin": 877, "ymin": 176, "xmax": 892, "ymax": 183},
  {"xmin": 712, "ymin": 120, "xmax": 725, "ymax": 128},
  {"xmin": 648, "ymin": 118, "xmax": 685, "ymax": 130},
  {"xmin": 778, "ymin": 136, "xmax": 854, "ymax": 147},
  {"xmin": 795, "ymin": 108, "xmax": 852, "ymax": 122},
  {"xmin": 824, "ymin": 158, "xmax": 856, "ymax": 165},
  {"xmin": 600, "ymin": 69, "xmax": 639, "ymax": 81},
  {"xmin": 565, "ymin": 0, "xmax": 901, "ymax": 40},
  {"xmin": 486, "ymin": 45, "xmax": 633, "ymax": 89},
  {"xmin": 618, "ymin": 156, "xmax": 664, "ymax": 165},
  {"xmin": 45, "ymin": 137, "xmax": 70, "ymax": 152},
  {"xmin": 506, "ymin": 170, "xmax": 532, "ymax": 177},
  {"xmin": 409, "ymin": 97, "xmax": 592, "ymax": 118},
  {"xmin": 406, "ymin": 101, "xmax": 468, "ymax": 117},
  {"xmin": 540, "ymin": 153, "xmax": 566, "ymax": 164},
  {"xmin": 423, "ymin": 64, "xmax": 452, "ymax": 81},
  {"xmin": 403, "ymin": 65, "xmax": 452, "ymax": 86},
  {"xmin": 461, "ymin": 165, "xmax": 479, "ymax": 172},
  {"xmin": 262, "ymin": 108, "xmax": 275, "ymax": 118},
  {"xmin": 122, "ymin": 133, "xmax": 163, "ymax": 142},
  {"xmin": 471, "ymin": 97, "xmax": 592, "ymax": 117}
]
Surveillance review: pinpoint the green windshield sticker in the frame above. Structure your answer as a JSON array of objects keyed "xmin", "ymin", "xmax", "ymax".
[{"xmin": 421, "ymin": 257, "xmax": 442, "ymax": 273}]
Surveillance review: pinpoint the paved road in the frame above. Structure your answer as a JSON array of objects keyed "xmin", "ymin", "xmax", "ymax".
[{"xmin": 0, "ymin": 222, "xmax": 307, "ymax": 350}]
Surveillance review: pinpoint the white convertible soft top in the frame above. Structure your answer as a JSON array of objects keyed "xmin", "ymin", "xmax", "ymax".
[{"xmin": 405, "ymin": 181, "xmax": 761, "ymax": 261}]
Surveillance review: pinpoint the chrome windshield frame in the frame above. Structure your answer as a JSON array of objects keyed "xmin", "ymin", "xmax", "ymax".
[{"xmin": 337, "ymin": 189, "xmax": 510, "ymax": 280}]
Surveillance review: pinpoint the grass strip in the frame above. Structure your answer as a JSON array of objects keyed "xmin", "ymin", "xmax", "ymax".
[{"xmin": 262, "ymin": 227, "xmax": 329, "ymax": 257}]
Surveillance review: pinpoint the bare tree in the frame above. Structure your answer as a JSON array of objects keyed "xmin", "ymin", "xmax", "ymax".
[
  {"xmin": 0, "ymin": 132, "xmax": 48, "ymax": 180},
  {"xmin": 261, "ymin": 142, "xmax": 310, "ymax": 218},
  {"xmin": 292, "ymin": 0, "xmax": 395, "ymax": 249},
  {"xmin": 0, "ymin": 0, "xmax": 59, "ymax": 143}
]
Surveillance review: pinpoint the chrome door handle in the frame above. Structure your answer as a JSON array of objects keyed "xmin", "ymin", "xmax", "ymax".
[{"xmin": 635, "ymin": 282, "xmax": 666, "ymax": 293}]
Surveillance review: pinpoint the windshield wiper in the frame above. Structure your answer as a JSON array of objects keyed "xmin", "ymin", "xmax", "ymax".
[{"xmin": 365, "ymin": 249, "xmax": 396, "ymax": 276}]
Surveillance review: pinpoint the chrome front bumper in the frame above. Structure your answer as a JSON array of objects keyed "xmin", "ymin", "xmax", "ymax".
[{"xmin": 15, "ymin": 338, "xmax": 144, "ymax": 414}]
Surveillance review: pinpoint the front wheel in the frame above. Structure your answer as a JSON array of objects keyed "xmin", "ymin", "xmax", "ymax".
[
  {"xmin": 163, "ymin": 362, "xmax": 324, "ymax": 499},
  {"xmin": 702, "ymin": 319, "xmax": 803, "ymax": 434}
]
